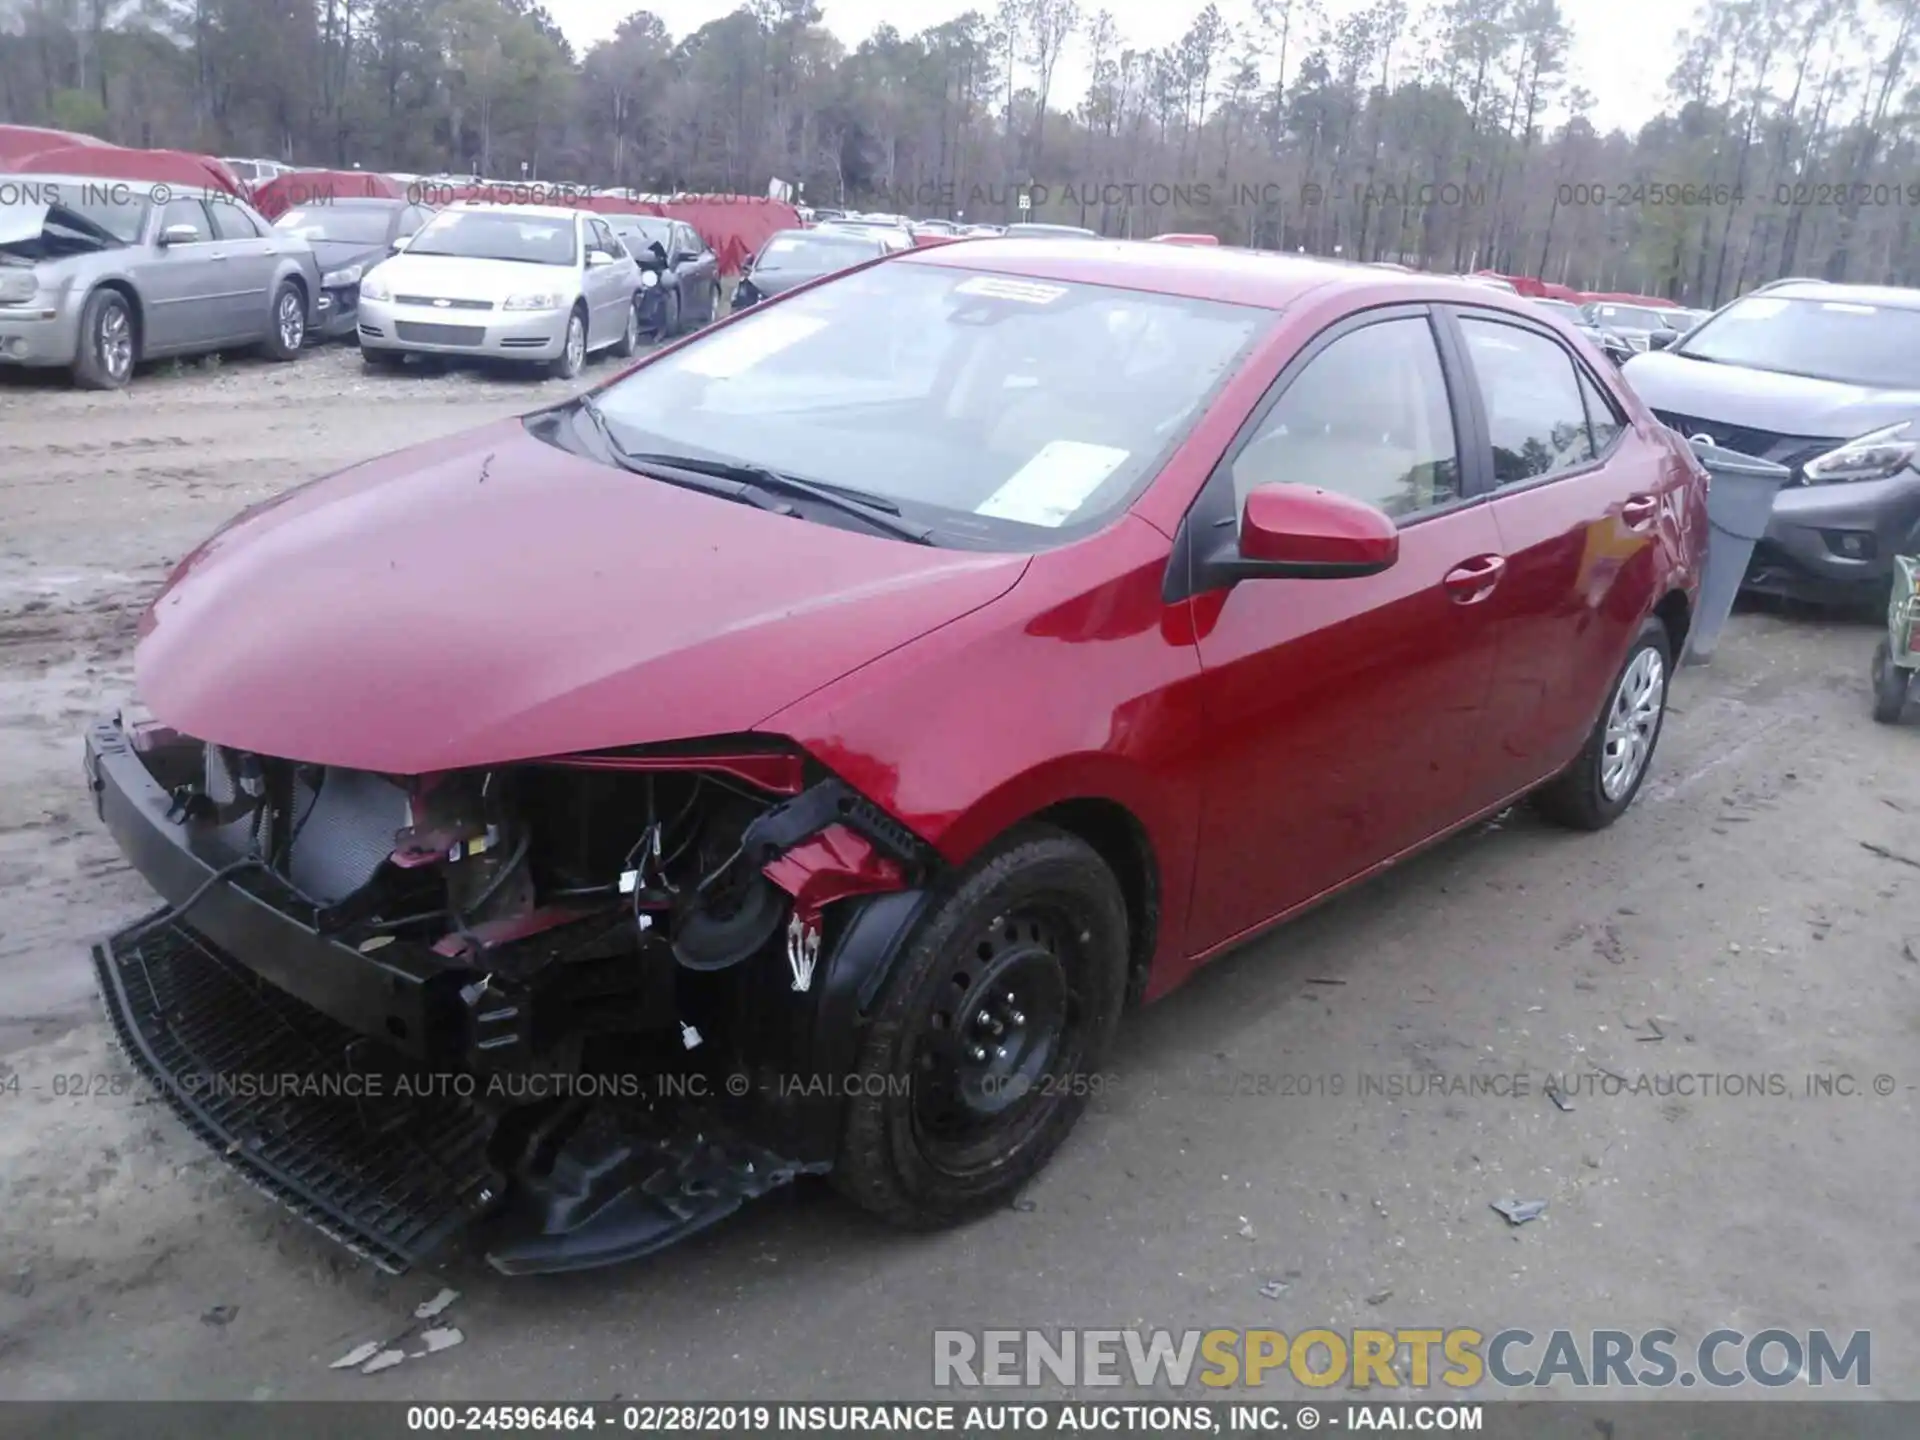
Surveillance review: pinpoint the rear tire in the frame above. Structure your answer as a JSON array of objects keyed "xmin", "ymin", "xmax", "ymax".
[
  {"xmin": 834, "ymin": 826, "xmax": 1129, "ymax": 1228},
  {"xmin": 1535, "ymin": 616, "xmax": 1672, "ymax": 830},
  {"xmin": 72, "ymin": 288, "xmax": 135, "ymax": 390},
  {"xmin": 1872, "ymin": 638, "xmax": 1911, "ymax": 724}
]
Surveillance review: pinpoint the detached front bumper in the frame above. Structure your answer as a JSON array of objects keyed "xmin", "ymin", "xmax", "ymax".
[
  {"xmin": 356, "ymin": 296, "xmax": 568, "ymax": 359},
  {"xmin": 83, "ymin": 715, "xmax": 928, "ymax": 1273},
  {"xmin": 313, "ymin": 286, "xmax": 362, "ymax": 340}
]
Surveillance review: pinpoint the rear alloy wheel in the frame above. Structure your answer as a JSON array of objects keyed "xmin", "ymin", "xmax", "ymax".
[
  {"xmin": 1871, "ymin": 638, "xmax": 1911, "ymax": 724},
  {"xmin": 664, "ymin": 289, "xmax": 682, "ymax": 337},
  {"xmin": 1535, "ymin": 615, "xmax": 1672, "ymax": 829},
  {"xmin": 72, "ymin": 289, "xmax": 135, "ymax": 390},
  {"xmin": 263, "ymin": 281, "xmax": 306, "ymax": 360},
  {"xmin": 834, "ymin": 826, "xmax": 1129, "ymax": 1227},
  {"xmin": 547, "ymin": 308, "xmax": 587, "ymax": 380},
  {"xmin": 613, "ymin": 297, "xmax": 642, "ymax": 358}
]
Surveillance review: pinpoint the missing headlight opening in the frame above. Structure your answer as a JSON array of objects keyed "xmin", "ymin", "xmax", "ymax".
[{"xmin": 92, "ymin": 721, "xmax": 932, "ymax": 1276}]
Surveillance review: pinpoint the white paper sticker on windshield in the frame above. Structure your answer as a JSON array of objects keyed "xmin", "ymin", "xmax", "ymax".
[
  {"xmin": 1821, "ymin": 301, "xmax": 1877, "ymax": 315},
  {"xmin": 766, "ymin": 237, "xmax": 800, "ymax": 253},
  {"xmin": 975, "ymin": 441, "xmax": 1130, "ymax": 527},
  {"xmin": 1728, "ymin": 297, "xmax": 1788, "ymax": 319},
  {"xmin": 678, "ymin": 310, "xmax": 826, "ymax": 378},
  {"xmin": 954, "ymin": 275, "xmax": 1069, "ymax": 305}
]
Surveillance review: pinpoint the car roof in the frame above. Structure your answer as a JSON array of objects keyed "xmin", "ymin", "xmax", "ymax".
[
  {"xmin": 1743, "ymin": 280, "xmax": 1920, "ymax": 310},
  {"xmin": 892, "ymin": 236, "xmax": 1566, "ymax": 313}
]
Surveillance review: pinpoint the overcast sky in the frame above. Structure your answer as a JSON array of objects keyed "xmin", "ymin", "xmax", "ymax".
[{"xmin": 542, "ymin": 0, "xmax": 1684, "ymax": 137}]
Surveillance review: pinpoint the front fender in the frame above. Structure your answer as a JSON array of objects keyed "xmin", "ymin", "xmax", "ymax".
[{"xmin": 761, "ymin": 515, "xmax": 1207, "ymax": 992}]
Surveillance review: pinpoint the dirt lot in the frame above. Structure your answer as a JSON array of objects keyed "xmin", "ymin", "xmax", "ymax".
[{"xmin": 1, "ymin": 344, "xmax": 1916, "ymax": 1401}]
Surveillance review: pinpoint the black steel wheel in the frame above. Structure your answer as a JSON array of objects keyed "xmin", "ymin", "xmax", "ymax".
[{"xmin": 834, "ymin": 825, "xmax": 1128, "ymax": 1227}]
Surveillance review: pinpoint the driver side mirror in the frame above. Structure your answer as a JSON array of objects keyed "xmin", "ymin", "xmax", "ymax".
[
  {"xmin": 1648, "ymin": 330, "xmax": 1677, "ymax": 350},
  {"xmin": 1202, "ymin": 483, "xmax": 1400, "ymax": 587},
  {"xmin": 672, "ymin": 250, "xmax": 699, "ymax": 267},
  {"xmin": 390, "ymin": 234, "xmax": 411, "ymax": 253},
  {"xmin": 159, "ymin": 224, "xmax": 200, "ymax": 247},
  {"xmin": 587, "ymin": 249, "xmax": 615, "ymax": 267}
]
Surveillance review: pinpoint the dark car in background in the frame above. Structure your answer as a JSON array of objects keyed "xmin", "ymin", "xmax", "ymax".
[
  {"xmin": 1530, "ymin": 297, "xmax": 1630, "ymax": 364},
  {"xmin": 731, "ymin": 227, "xmax": 909, "ymax": 311},
  {"xmin": 272, "ymin": 197, "xmax": 436, "ymax": 339},
  {"xmin": 603, "ymin": 214, "xmax": 721, "ymax": 337},
  {"xmin": 1624, "ymin": 281, "xmax": 1920, "ymax": 605},
  {"xmin": 1581, "ymin": 301, "xmax": 1676, "ymax": 357}
]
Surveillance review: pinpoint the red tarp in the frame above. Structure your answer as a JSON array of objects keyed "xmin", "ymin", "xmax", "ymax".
[
  {"xmin": 13, "ymin": 144, "xmax": 243, "ymax": 198},
  {"xmin": 0, "ymin": 123, "xmax": 114, "ymax": 165},
  {"xmin": 252, "ymin": 169, "xmax": 406, "ymax": 220}
]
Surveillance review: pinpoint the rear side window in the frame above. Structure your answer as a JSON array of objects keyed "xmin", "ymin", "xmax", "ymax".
[
  {"xmin": 1459, "ymin": 317, "xmax": 1595, "ymax": 485},
  {"xmin": 1230, "ymin": 316, "xmax": 1462, "ymax": 522},
  {"xmin": 1579, "ymin": 369, "xmax": 1625, "ymax": 454},
  {"xmin": 209, "ymin": 202, "xmax": 261, "ymax": 240}
]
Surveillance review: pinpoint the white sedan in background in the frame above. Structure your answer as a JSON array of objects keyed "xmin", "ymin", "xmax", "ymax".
[{"xmin": 356, "ymin": 203, "xmax": 643, "ymax": 378}]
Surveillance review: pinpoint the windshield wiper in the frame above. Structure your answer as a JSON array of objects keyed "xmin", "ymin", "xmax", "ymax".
[{"xmin": 572, "ymin": 398, "xmax": 935, "ymax": 544}]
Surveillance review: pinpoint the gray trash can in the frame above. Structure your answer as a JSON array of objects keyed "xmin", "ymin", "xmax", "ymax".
[{"xmin": 1681, "ymin": 439, "xmax": 1794, "ymax": 665}]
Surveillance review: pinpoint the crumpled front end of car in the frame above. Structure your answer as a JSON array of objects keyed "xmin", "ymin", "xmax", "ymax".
[{"xmin": 85, "ymin": 707, "xmax": 937, "ymax": 1274}]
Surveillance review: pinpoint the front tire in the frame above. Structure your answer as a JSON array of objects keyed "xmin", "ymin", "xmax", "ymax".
[
  {"xmin": 663, "ymin": 288, "xmax": 682, "ymax": 337},
  {"xmin": 262, "ymin": 281, "xmax": 306, "ymax": 360},
  {"xmin": 546, "ymin": 307, "xmax": 587, "ymax": 380},
  {"xmin": 72, "ymin": 288, "xmax": 135, "ymax": 390},
  {"xmin": 1535, "ymin": 616, "xmax": 1672, "ymax": 830},
  {"xmin": 612, "ymin": 297, "xmax": 642, "ymax": 358},
  {"xmin": 834, "ymin": 826, "xmax": 1129, "ymax": 1228},
  {"xmin": 1871, "ymin": 638, "xmax": 1911, "ymax": 724}
]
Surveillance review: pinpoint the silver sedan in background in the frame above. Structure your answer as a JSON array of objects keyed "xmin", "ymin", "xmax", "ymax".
[
  {"xmin": 0, "ymin": 175, "xmax": 320, "ymax": 388},
  {"xmin": 355, "ymin": 203, "xmax": 643, "ymax": 379}
]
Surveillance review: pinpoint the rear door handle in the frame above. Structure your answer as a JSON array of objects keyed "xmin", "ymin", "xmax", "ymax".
[
  {"xmin": 1622, "ymin": 494, "xmax": 1660, "ymax": 530},
  {"xmin": 1443, "ymin": 554, "xmax": 1507, "ymax": 604}
]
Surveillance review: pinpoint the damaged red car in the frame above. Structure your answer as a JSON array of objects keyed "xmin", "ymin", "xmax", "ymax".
[{"xmin": 86, "ymin": 239, "xmax": 1707, "ymax": 1275}]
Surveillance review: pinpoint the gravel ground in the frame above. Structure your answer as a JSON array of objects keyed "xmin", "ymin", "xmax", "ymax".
[{"xmin": 0, "ymin": 342, "xmax": 1916, "ymax": 1401}]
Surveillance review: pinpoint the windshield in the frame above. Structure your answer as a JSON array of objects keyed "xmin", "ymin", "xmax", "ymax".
[
  {"xmin": 1533, "ymin": 299, "xmax": 1582, "ymax": 319},
  {"xmin": 610, "ymin": 217, "xmax": 672, "ymax": 247},
  {"xmin": 274, "ymin": 206, "xmax": 393, "ymax": 245},
  {"xmin": 584, "ymin": 261, "xmax": 1270, "ymax": 546},
  {"xmin": 1676, "ymin": 294, "xmax": 1920, "ymax": 388},
  {"xmin": 753, "ymin": 232, "xmax": 880, "ymax": 273},
  {"xmin": 0, "ymin": 195, "xmax": 144, "ymax": 256},
  {"xmin": 1585, "ymin": 304, "xmax": 1667, "ymax": 330},
  {"xmin": 405, "ymin": 210, "xmax": 577, "ymax": 265}
]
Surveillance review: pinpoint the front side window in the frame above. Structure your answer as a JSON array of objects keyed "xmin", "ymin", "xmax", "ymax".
[
  {"xmin": 1230, "ymin": 316, "xmax": 1461, "ymax": 522},
  {"xmin": 158, "ymin": 198, "xmax": 212, "ymax": 242},
  {"xmin": 1459, "ymin": 317, "xmax": 1596, "ymax": 485},
  {"xmin": 404, "ymin": 210, "xmax": 578, "ymax": 266},
  {"xmin": 582, "ymin": 261, "xmax": 1272, "ymax": 547}
]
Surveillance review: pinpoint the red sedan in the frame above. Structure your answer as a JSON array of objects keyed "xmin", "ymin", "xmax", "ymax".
[{"xmin": 87, "ymin": 238, "xmax": 1706, "ymax": 1275}]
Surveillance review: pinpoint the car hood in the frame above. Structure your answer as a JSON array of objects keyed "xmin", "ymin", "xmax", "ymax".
[
  {"xmin": 372, "ymin": 252, "xmax": 577, "ymax": 300},
  {"xmin": 308, "ymin": 237, "xmax": 386, "ymax": 274},
  {"xmin": 744, "ymin": 269, "xmax": 829, "ymax": 296},
  {"xmin": 1622, "ymin": 350, "xmax": 1920, "ymax": 441},
  {"xmin": 135, "ymin": 419, "xmax": 1030, "ymax": 774}
]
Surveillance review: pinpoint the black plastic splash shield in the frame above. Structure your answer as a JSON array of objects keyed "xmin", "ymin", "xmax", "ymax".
[{"xmin": 94, "ymin": 910, "xmax": 505, "ymax": 1274}]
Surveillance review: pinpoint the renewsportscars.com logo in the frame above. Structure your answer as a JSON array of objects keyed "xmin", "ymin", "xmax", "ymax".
[{"xmin": 932, "ymin": 1328, "xmax": 1871, "ymax": 1389}]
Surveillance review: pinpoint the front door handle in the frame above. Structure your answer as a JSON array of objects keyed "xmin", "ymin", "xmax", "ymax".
[
  {"xmin": 1622, "ymin": 494, "xmax": 1660, "ymax": 530},
  {"xmin": 1444, "ymin": 554, "xmax": 1507, "ymax": 604}
]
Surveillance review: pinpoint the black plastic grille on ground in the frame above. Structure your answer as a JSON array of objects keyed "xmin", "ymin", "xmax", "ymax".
[{"xmin": 94, "ymin": 913, "xmax": 502, "ymax": 1274}]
